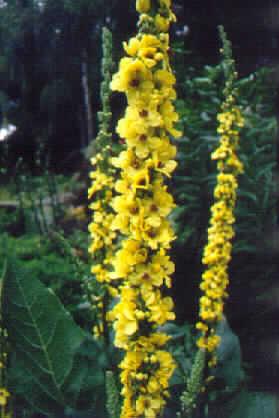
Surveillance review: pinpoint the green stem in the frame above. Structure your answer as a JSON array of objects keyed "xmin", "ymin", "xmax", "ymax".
[
  {"xmin": 178, "ymin": 349, "xmax": 206, "ymax": 418},
  {"xmin": 38, "ymin": 189, "xmax": 48, "ymax": 234}
]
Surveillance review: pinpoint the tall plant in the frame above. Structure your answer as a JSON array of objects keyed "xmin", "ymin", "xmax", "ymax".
[
  {"xmin": 88, "ymin": 27, "xmax": 119, "ymax": 342},
  {"xmin": 106, "ymin": 0, "xmax": 181, "ymax": 416},
  {"xmin": 178, "ymin": 26, "xmax": 245, "ymax": 418},
  {"xmin": 0, "ymin": 261, "xmax": 11, "ymax": 418},
  {"xmin": 196, "ymin": 25, "xmax": 244, "ymax": 361}
]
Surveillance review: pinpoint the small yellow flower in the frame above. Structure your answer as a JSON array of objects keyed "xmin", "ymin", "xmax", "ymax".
[
  {"xmin": 111, "ymin": 58, "xmax": 153, "ymax": 98},
  {"xmin": 138, "ymin": 47, "xmax": 158, "ymax": 68},
  {"xmin": 123, "ymin": 37, "xmax": 140, "ymax": 56},
  {"xmin": 0, "ymin": 388, "xmax": 10, "ymax": 407},
  {"xmin": 155, "ymin": 14, "xmax": 170, "ymax": 32},
  {"xmin": 196, "ymin": 67, "xmax": 244, "ymax": 355},
  {"xmin": 136, "ymin": 0, "xmax": 151, "ymax": 13}
]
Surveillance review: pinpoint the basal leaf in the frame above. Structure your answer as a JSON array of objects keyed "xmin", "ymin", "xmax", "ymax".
[
  {"xmin": 209, "ymin": 390, "xmax": 277, "ymax": 418},
  {"xmin": 2, "ymin": 259, "xmax": 86, "ymax": 413}
]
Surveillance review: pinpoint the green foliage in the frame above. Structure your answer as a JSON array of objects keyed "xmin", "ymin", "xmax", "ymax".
[
  {"xmin": 177, "ymin": 349, "xmax": 206, "ymax": 418},
  {"xmin": 98, "ymin": 27, "xmax": 114, "ymax": 140},
  {"xmin": 1, "ymin": 256, "xmax": 106, "ymax": 416},
  {"xmin": 0, "ymin": 208, "xmax": 18, "ymax": 234},
  {"xmin": 208, "ymin": 390, "xmax": 277, "ymax": 418},
  {"xmin": 172, "ymin": 64, "xmax": 221, "ymax": 251},
  {"xmin": 218, "ymin": 25, "xmax": 237, "ymax": 96},
  {"xmin": 0, "ymin": 170, "xmax": 69, "ymax": 236},
  {"xmin": 86, "ymin": 26, "xmax": 114, "ymax": 159},
  {"xmin": 105, "ymin": 371, "xmax": 121, "ymax": 418},
  {"xmin": 160, "ymin": 322, "xmax": 196, "ymax": 386},
  {"xmin": 174, "ymin": 65, "xmax": 275, "ymax": 253},
  {"xmin": 172, "ymin": 64, "xmax": 276, "ymax": 324},
  {"xmin": 213, "ymin": 317, "xmax": 244, "ymax": 392},
  {"xmin": 0, "ymin": 232, "xmax": 91, "ymax": 328}
]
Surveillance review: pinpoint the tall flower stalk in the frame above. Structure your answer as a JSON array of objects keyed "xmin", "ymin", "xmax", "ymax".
[
  {"xmin": 88, "ymin": 27, "xmax": 119, "ymax": 340},
  {"xmin": 0, "ymin": 261, "xmax": 11, "ymax": 418},
  {"xmin": 107, "ymin": 1, "xmax": 180, "ymax": 417},
  {"xmin": 0, "ymin": 329, "xmax": 10, "ymax": 418},
  {"xmin": 177, "ymin": 26, "xmax": 244, "ymax": 418},
  {"xmin": 196, "ymin": 25, "xmax": 244, "ymax": 363}
]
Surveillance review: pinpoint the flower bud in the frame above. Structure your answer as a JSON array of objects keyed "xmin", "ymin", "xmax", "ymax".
[{"xmin": 136, "ymin": 0, "xmax": 151, "ymax": 13}]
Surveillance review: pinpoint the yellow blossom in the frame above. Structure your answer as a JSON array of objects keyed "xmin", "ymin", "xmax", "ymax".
[
  {"xmin": 123, "ymin": 37, "xmax": 140, "ymax": 56},
  {"xmin": 196, "ymin": 58, "xmax": 244, "ymax": 355},
  {"xmin": 111, "ymin": 58, "xmax": 153, "ymax": 100},
  {"xmin": 155, "ymin": 14, "xmax": 170, "ymax": 32},
  {"xmin": 0, "ymin": 388, "xmax": 10, "ymax": 407},
  {"xmin": 136, "ymin": 0, "xmax": 151, "ymax": 13},
  {"xmin": 108, "ymin": 1, "xmax": 179, "ymax": 415}
]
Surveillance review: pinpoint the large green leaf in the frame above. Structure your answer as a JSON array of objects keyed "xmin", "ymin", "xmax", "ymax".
[
  {"xmin": 1, "ymin": 259, "xmax": 89, "ymax": 414},
  {"xmin": 229, "ymin": 392, "xmax": 277, "ymax": 418},
  {"xmin": 209, "ymin": 390, "xmax": 277, "ymax": 418}
]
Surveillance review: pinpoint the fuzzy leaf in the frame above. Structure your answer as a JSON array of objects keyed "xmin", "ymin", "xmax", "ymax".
[
  {"xmin": 2, "ymin": 259, "xmax": 86, "ymax": 413},
  {"xmin": 209, "ymin": 390, "xmax": 277, "ymax": 418}
]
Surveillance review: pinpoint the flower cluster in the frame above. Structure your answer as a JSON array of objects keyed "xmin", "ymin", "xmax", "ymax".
[
  {"xmin": 0, "ymin": 388, "xmax": 9, "ymax": 408},
  {"xmin": 107, "ymin": 1, "xmax": 179, "ymax": 416},
  {"xmin": 196, "ymin": 26, "xmax": 244, "ymax": 360},
  {"xmin": 88, "ymin": 28, "xmax": 120, "ymax": 338},
  {"xmin": 89, "ymin": 154, "xmax": 116, "ymax": 277},
  {"xmin": 0, "ymin": 303, "xmax": 11, "ymax": 417},
  {"xmin": 119, "ymin": 334, "xmax": 175, "ymax": 417}
]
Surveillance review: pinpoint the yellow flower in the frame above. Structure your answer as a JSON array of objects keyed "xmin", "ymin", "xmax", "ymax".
[
  {"xmin": 0, "ymin": 388, "xmax": 10, "ymax": 406},
  {"xmin": 130, "ymin": 168, "xmax": 151, "ymax": 191},
  {"xmin": 154, "ymin": 69, "xmax": 175, "ymax": 87},
  {"xmin": 129, "ymin": 250, "xmax": 174, "ymax": 288},
  {"xmin": 149, "ymin": 136, "xmax": 177, "ymax": 161},
  {"xmin": 115, "ymin": 177, "xmax": 133, "ymax": 195},
  {"xmin": 135, "ymin": 395, "xmax": 163, "ymax": 418},
  {"xmin": 112, "ymin": 194, "xmax": 139, "ymax": 217},
  {"xmin": 110, "ymin": 240, "xmax": 144, "ymax": 279},
  {"xmin": 138, "ymin": 46, "xmax": 158, "ymax": 68},
  {"xmin": 111, "ymin": 58, "xmax": 153, "ymax": 99},
  {"xmin": 88, "ymin": 170, "xmax": 112, "ymax": 197},
  {"xmin": 142, "ymin": 219, "xmax": 175, "ymax": 249},
  {"xmin": 110, "ymin": 287, "xmax": 139, "ymax": 347},
  {"xmin": 123, "ymin": 37, "xmax": 140, "ymax": 56},
  {"xmin": 143, "ymin": 288, "xmax": 175, "ymax": 325},
  {"xmin": 159, "ymin": 100, "xmax": 181, "ymax": 137},
  {"xmin": 151, "ymin": 152, "xmax": 177, "ymax": 177},
  {"xmin": 126, "ymin": 102, "xmax": 163, "ymax": 128},
  {"xmin": 112, "ymin": 148, "xmax": 140, "ymax": 171},
  {"xmin": 136, "ymin": 0, "xmax": 151, "ymax": 13},
  {"xmin": 140, "ymin": 34, "xmax": 161, "ymax": 48},
  {"xmin": 154, "ymin": 69, "xmax": 176, "ymax": 100},
  {"xmin": 197, "ymin": 335, "xmax": 221, "ymax": 352},
  {"xmin": 116, "ymin": 119, "xmax": 153, "ymax": 159},
  {"xmin": 155, "ymin": 14, "xmax": 170, "ymax": 32}
]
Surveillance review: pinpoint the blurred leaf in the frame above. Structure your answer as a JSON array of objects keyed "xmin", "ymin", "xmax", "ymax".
[
  {"xmin": 2, "ymin": 258, "xmax": 104, "ymax": 414},
  {"xmin": 209, "ymin": 390, "xmax": 277, "ymax": 418},
  {"xmin": 233, "ymin": 241, "xmax": 257, "ymax": 254},
  {"xmin": 237, "ymin": 190, "xmax": 257, "ymax": 203}
]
